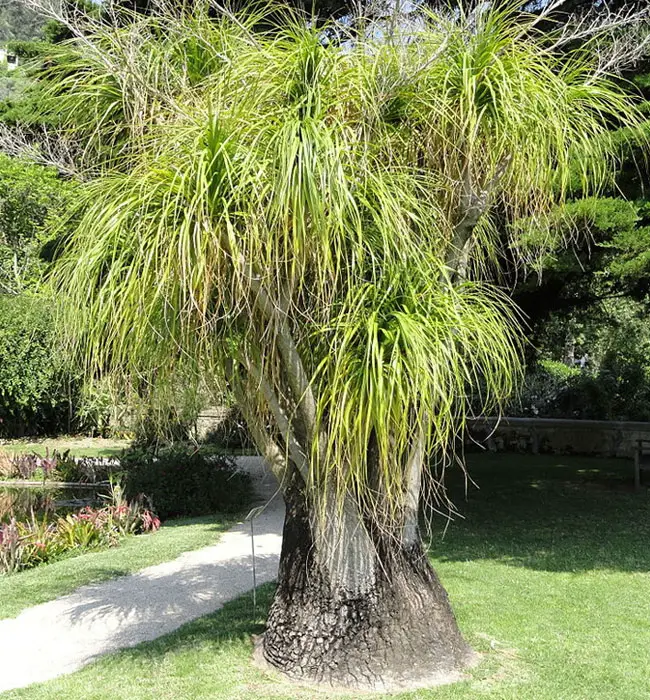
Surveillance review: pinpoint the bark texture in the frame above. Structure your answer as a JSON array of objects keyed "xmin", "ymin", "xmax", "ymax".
[{"xmin": 261, "ymin": 477, "xmax": 475, "ymax": 691}]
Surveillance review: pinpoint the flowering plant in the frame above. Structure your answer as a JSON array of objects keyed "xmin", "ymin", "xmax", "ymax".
[{"xmin": 0, "ymin": 479, "xmax": 161, "ymax": 574}]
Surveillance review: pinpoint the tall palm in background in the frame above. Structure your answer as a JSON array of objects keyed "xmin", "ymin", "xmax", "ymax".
[{"xmin": 43, "ymin": 1, "xmax": 640, "ymax": 689}]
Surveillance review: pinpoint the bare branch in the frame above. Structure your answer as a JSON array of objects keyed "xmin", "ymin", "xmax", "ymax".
[
  {"xmin": 590, "ymin": 19, "xmax": 650, "ymax": 76},
  {"xmin": 0, "ymin": 124, "xmax": 84, "ymax": 178},
  {"xmin": 544, "ymin": 2, "xmax": 650, "ymax": 65}
]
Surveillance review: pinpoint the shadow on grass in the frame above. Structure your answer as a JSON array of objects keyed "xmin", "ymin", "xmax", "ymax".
[
  {"xmin": 115, "ymin": 582, "xmax": 275, "ymax": 661},
  {"xmin": 427, "ymin": 452, "xmax": 650, "ymax": 574},
  {"xmin": 161, "ymin": 514, "xmax": 241, "ymax": 531},
  {"xmin": 0, "ymin": 503, "xmax": 284, "ymax": 693}
]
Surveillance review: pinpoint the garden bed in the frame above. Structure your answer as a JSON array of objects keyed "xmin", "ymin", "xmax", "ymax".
[
  {"xmin": 0, "ymin": 482, "xmax": 110, "ymax": 523},
  {"xmin": 0, "ymin": 480, "xmax": 160, "ymax": 575},
  {"xmin": 1, "ymin": 444, "xmax": 252, "ymax": 576}
]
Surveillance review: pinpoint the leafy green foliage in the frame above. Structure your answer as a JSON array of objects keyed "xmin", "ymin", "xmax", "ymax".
[
  {"xmin": 122, "ymin": 446, "xmax": 251, "ymax": 520},
  {"xmin": 0, "ymin": 0, "xmax": 99, "ymax": 127},
  {"xmin": 514, "ymin": 49, "xmax": 650, "ymax": 421},
  {"xmin": 41, "ymin": 4, "xmax": 641, "ymax": 532},
  {"xmin": 0, "ymin": 155, "xmax": 81, "ymax": 438},
  {"xmin": 520, "ymin": 298, "xmax": 650, "ymax": 422},
  {"xmin": 512, "ymin": 359, "xmax": 581, "ymax": 418},
  {"xmin": 51, "ymin": 452, "xmax": 115, "ymax": 483},
  {"xmin": 609, "ymin": 223, "xmax": 650, "ymax": 284},
  {"xmin": 0, "ymin": 295, "xmax": 75, "ymax": 437},
  {"xmin": 4, "ymin": 39, "xmax": 50, "ymax": 59},
  {"xmin": 0, "ymin": 155, "xmax": 76, "ymax": 294}
]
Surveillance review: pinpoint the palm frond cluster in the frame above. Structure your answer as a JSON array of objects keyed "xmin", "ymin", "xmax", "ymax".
[{"xmin": 48, "ymin": 1, "xmax": 640, "ymax": 527}]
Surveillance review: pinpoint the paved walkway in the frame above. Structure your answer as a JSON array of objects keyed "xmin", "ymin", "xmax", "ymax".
[{"xmin": 0, "ymin": 458, "xmax": 284, "ymax": 694}]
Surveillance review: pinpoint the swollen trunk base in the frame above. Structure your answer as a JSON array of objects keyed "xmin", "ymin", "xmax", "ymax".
[{"xmin": 260, "ymin": 488, "xmax": 476, "ymax": 691}]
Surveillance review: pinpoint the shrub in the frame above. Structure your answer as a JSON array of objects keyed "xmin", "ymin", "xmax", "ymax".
[
  {"xmin": 4, "ymin": 40, "xmax": 49, "ymax": 60},
  {"xmin": 512, "ymin": 356, "xmax": 650, "ymax": 422},
  {"xmin": 524, "ymin": 298, "xmax": 650, "ymax": 422},
  {"xmin": 55, "ymin": 512, "xmax": 114, "ymax": 551},
  {"xmin": 0, "ymin": 295, "xmax": 80, "ymax": 437},
  {"xmin": 0, "ymin": 154, "xmax": 84, "ymax": 436},
  {"xmin": 10, "ymin": 453, "xmax": 39, "ymax": 480},
  {"xmin": 98, "ymin": 478, "xmax": 161, "ymax": 537},
  {"xmin": 10, "ymin": 450, "xmax": 58, "ymax": 480},
  {"xmin": 0, "ymin": 449, "xmax": 117, "ymax": 483},
  {"xmin": 511, "ymin": 360, "xmax": 581, "ymax": 418},
  {"xmin": 122, "ymin": 445, "xmax": 251, "ymax": 520},
  {"xmin": 200, "ymin": 407, "xmax": 255, "ymax": 450},
  {"xmin": 0, "ymin": 154, "xmax": 77, "ymax": 294}
]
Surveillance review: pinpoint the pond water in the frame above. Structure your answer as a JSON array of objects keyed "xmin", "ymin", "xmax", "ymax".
[{"xmin": 0, "ymin": 484, "xmax": 109, "ymax": 523}]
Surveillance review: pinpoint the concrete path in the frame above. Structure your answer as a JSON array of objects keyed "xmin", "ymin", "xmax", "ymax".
[{"xmin": 0, "ymin": 457, "xmax": 284, "ymax": 694}]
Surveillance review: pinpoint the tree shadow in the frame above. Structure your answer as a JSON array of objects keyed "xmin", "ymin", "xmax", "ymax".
[
  {"xmin": 427, "ymin": 452, "xmax": 650, "ymax": 573},
  {"xmin": 161, "ymin": 514, "xmax": 244, "ymax": 532},
  {"xmin": 115, "ymin": 582, "xmax": 275, "ymax": 661},
  {"xmin": 0, "ymin": 504, "xmax": 284, "ymax": 693}
]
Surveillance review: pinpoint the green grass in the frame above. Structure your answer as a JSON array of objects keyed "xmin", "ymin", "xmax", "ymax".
[
  {"xmin": 0, "ymin": 437, "xmax": 130, "ymax": 459},
  {"xmin": 3, "ymin": 453, "xmax": 650, "ymax": 699},
  {"xmin": 0, "ymin": 515, "xmax": 235, "ymax": 620},
  {"xmin": 0, "ymin": 438, "xmax": 257, "ymax": 461}
]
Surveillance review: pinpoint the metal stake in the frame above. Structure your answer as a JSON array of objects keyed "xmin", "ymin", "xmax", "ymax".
[
  {"xmin": 246, "ymin": 504, "xmax": 265, "ymax": 619},
  {"xmin": 250, "ymin": 516, "xmax": 257, "ymax": 617}
]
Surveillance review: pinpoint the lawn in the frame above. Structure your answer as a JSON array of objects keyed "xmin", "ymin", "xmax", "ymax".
[
  {"xmin": 0, "ymin": 437, "xmax": 130, "ymax": 459},
  {"xmin": 0, "ymin": 438, "xmax": 257, "ymax": 463},
  {"xmin": 2, "ymin": 452, "xmax": 649, "ymax": 700},
  {"xmin": 0, "ymin": 515, "xmax": 234, "ymax": 620}
]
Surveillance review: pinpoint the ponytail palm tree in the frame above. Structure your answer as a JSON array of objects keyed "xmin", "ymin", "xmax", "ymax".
[{"xmin": 47, "ymin": 1, "xmax": 640, "ymax": 689}]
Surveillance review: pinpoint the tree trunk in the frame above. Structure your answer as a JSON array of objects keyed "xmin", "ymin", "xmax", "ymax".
[{"xmin": 260, "ymin": 476, "xmax": 476, "ymax": 691}]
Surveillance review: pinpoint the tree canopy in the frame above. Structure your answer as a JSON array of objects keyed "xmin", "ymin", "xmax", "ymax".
[{"xmin": 46, "ymin": 2, "xmax": 636, "ymax": 499}]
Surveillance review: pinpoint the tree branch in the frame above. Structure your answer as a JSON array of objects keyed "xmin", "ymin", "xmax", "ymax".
[
  {"xmin": 401, "ymin": 424, "xmax": 424, "ymax": 547},
  {"xmin": 246, "ymin": 270, "xmax": 317, "ymax": 444},
  {"xmin": 244, "ymin": 358, "xmax": 311, "ymax": 483},
  {"xmin": 0, "ymin": 125, "xmax": 84, "ymax": 179},
  {"xmin": 229, "ymin": 371, "xmax": 293, "ymax": 485},
  {"xmin": 445, "ymin": 156, "xmax": 510, "ymax": 281}
]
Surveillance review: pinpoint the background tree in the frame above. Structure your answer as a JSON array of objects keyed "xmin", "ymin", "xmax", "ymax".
[
  {"xmin": 0, "ymin": 151, "xmax": 80, "ymax": 436},
  {"xmin": 0, "ymin": 0, "xmax": 44, "ymax": 41},
  {"xmin": 507, "ymin": 39, "xmax": 650, "ymax": 421},
  {"xmin": 0, "ymin": 153, "xmax": 75, "ymax": 294},
  {"xmin": 0, "ymin": 294, "xmax": 77, "ymax": 436},
  {"xmin": 0, "ymin": 0, "xmax": 84, "ymax": 436},
  {"xmin": 36, "ymin": 1, "xmax": 642, "ymax": 690}
]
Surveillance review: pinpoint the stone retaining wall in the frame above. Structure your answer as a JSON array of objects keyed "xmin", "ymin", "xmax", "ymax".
[
  {"xmin": 194, "ymin": 406, "xmax": 233, "ymax": 441},
  {"xmin": 467, "ymin": 417, "xmax": 650, "ymax": 458}
]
